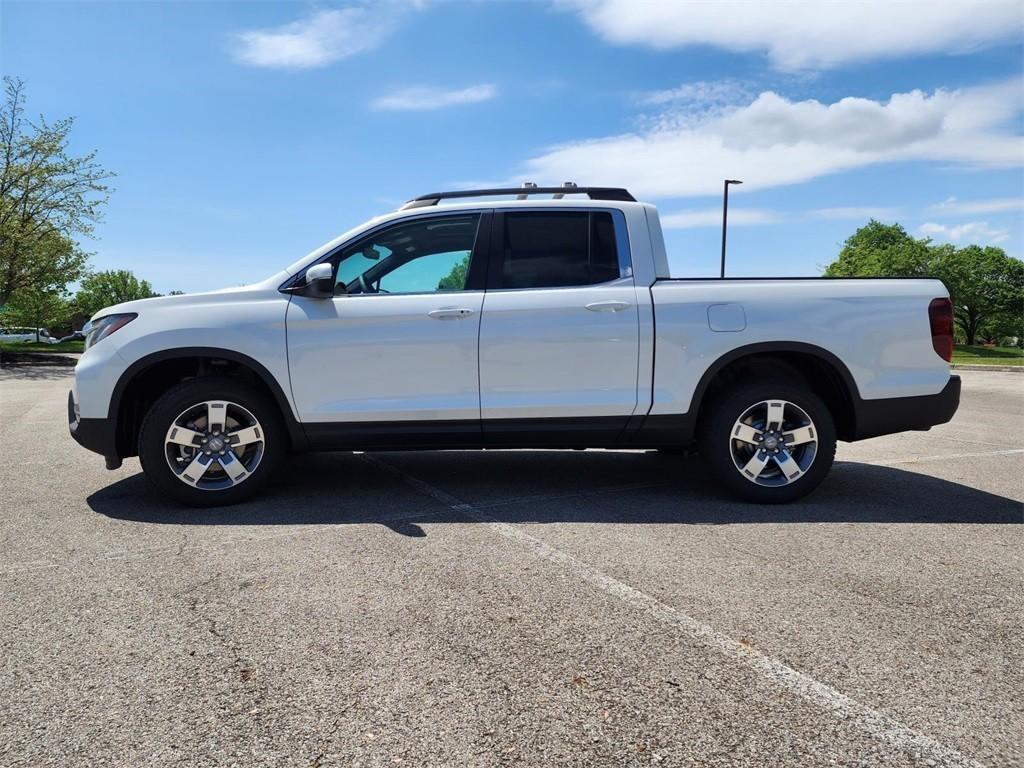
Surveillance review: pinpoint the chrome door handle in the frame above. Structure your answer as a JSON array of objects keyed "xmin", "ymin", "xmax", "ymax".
[
  {"xmin": 585, "ymin": 301, "xmax": 631, "ymax": 312},
  {"xmin": 428, "ymin": 307, "xmax": 475, "ymax": 319}
]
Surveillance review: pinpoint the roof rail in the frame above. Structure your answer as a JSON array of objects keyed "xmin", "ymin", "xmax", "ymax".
[{"xmin": 400, "ymin": 182, "xmax": 636, "ymax": 210}]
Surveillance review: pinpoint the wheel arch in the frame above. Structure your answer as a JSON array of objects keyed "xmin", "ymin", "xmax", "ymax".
[
  {"xmin": 691, "ymin": 342, "xmax": 862, "ymax": 442},
  {"xmin": 110, "ymin": 347, "xmax": 306, "ymax": 458}
]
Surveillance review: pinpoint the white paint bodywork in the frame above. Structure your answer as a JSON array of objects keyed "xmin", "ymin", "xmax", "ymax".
[
  {"xmin": 287, "ymin": 291, "xmax": 484, "ymax": 422},
  {"xmin": 73, "ymin": 274, "xmax": 292, "ymax": 420},
  {"xmin": 479, "ymin": 279, "xmax": 642, "ymax": 420},
  {"xmin": 649, "ymin": 278, "xmax": 951, "ymax": 415},
  {"xmin": 72, "ymin": 197, "xmax": 951, "ymax": 430}
]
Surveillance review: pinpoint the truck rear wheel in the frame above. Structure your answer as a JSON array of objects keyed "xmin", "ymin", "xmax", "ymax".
[
  {"xmin": 699, "ymin": 378, "xmax": 836, "ymax": 503},
  {"xmin": 138, "ymin": 377, "xmax": 285, "ymax": 507}
]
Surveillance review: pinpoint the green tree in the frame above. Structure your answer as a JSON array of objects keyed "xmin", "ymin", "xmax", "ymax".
[
  {"xmin": 436, "ymin": 253, "xmax": 470, "ymax": 291},
  {"xmin": 0, "ymin": 77, "xmax": 113, "ymax": 304},
  {"xmin": 823, "ymin": 220, "xmax": 932, "ymax": 278},
  {"xmin": 933, "ymin": 245, "xmax": 1024, "ymax": 345},
  {"xmin": 0, "ymin": 286, "xmax": 70, "ymax": 340},
  {"xmin": 74, "ymin": 269, "xmax": 157, "ymax": 317}
]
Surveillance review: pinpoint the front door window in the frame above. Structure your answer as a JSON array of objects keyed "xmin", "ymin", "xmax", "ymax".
[{"xmin": 333, "ymin": 214, "xmax": 481, "ymax": 295}]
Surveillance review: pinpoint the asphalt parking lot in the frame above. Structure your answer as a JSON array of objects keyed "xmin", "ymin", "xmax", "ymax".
[{"xmin": 1, "ymin": 367, "xmax": 1021, "ymax": 768}]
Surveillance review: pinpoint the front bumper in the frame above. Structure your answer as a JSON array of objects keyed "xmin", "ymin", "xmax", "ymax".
[
  {"xmin": 68, "ymin": 390, "xmax": 120, "ymax": 467},
  {"xmin": 851, "ymin": 375, "xmax": 961, "ymax": 441}
]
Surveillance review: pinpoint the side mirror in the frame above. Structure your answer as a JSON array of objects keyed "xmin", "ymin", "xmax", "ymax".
[{"xmin": 300, "ymin": 262, "xmax": 335, "ymax": 298}]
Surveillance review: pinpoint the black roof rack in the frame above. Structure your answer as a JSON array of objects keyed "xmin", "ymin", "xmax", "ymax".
[{"xmin": 400, "ymin": 183, "xmax": 636, "ymax": 210}]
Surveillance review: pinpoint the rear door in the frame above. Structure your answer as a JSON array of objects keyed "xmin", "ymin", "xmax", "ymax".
[{"xmin": 478, "ymin": 209, "xmax": 640, "ymax": 443}]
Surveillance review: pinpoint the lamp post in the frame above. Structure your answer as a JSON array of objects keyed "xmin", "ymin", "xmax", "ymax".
[{"xmin": 720, "ymin": 179, "xmax": 743, "ymax": 278}]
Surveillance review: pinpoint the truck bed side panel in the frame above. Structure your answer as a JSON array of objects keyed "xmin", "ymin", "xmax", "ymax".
[{"xmin": 649, "ymin": 278, "xmax": 952, "ymax": 416}]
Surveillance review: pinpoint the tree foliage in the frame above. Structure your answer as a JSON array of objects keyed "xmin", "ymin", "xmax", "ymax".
[
  {"xmin": 436, "ymin": 253, "xmax": 469, "ymax": 291},
  {"xmin": 74, "ymin": 269, "xmax": 157, "ymax": 318},
  {"xmin": 823, "ymin": 221, "xmax": 932, "ymax": 278},
  {"xmin": 932, "ymin": 244, "xmax": 1024, "ymax": 345},
  {"xmin": 0, "ymin": 286, "xmax": 70, "ymax": 339},
  {"xmin": 0, "ymin": 77, "xmax": 113, "ymax": 303},
  {"xmin": 824, "ymin": 220, "xmax": 1024, "ymax": 345}
]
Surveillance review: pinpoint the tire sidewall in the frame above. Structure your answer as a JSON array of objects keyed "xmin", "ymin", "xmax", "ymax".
[
  {"xmin": 700, "ymin": 380, "xmax": 837, "ymax": 504},
  {"xmin": 138, "ymin": 377, "xmax": 284, "ymax": 507}
]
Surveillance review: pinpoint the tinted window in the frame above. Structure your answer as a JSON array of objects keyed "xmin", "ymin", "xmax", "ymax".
[
  {"xmin": 590, "ymin": 211, "xmax": 621, "ymax": 284},
  {"xmin": 499, "ymin": 211, "xmax": 623, "ymax": 289},
  {"xmin": 334, "ymin": 214, "xmax": 480, "ymax": 295},
  {"xmin": 378, "ymin": 251, "xmax": 470, "ymax": 294}
]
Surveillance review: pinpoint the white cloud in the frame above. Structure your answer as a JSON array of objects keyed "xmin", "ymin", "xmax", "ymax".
[
  {"xmin": 371, "ymin": 84, "xmax": 497, "ymax": 111},
  {"xmin": 516, "ymin": 79, "xmax": 1023, "ymax": 199},
  {"xmin": 809, "ymin": 207, "xmax": 899, "ymax": 221},
  {"xmin": 637, "ymin": 80, "xmax": 752, "ymax": 108},
  {"xmin": 661, "ymin": 207, "xmax": 780, "ymax": 229},
  {"xmin": 560, "ymin": 0, "xmax": 1023, "ymax": 70},
  {"xmin": 633, "ymin": 80, "xmax": 757, "ymax": 132},
  {"xmin": 930, "ymin": 196, "xmax": 1024, "ymax": 215},
  {"xmin": 231, "ymin": 7, "xmax": 397, "ymax": 68},
  {"xmin": 919, "ymin": 221, "xmax": 1010, "ymax": 244},
  {"xmin": 663, "ymin": 205, "xmax": 901, "ymax": 229}
]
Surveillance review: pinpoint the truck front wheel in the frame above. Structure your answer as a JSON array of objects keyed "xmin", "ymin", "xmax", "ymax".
[
  {"xmin": 699, "ymin": 379, "xmax": 836, "ymax": 503},
  {"xmin": 138, "ymin": 377, "xmax": 285, "ymax": 507}
]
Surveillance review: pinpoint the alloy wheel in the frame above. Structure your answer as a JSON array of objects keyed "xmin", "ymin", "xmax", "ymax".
[
  {"xmin": 728, "ymin": 399, "xmax": 818, "ymax": 487},
  {"xmin": 164, "ymin": 400, "xmax": 265, "ymax": 490}
]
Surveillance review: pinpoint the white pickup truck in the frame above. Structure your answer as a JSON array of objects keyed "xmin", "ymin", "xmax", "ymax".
[{"xmin": 69, "ymin": 186, "xmax": 960, "ymax": 507}]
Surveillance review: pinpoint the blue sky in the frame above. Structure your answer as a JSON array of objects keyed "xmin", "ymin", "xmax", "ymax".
[{"xmin": 3, "ymin": 0, "xmax": 1022, "ymax": 292}]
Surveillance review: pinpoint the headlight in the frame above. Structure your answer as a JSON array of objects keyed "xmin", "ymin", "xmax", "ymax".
[{"xmin": 83, "ymin": 313, "xmax": 137, "ymax": 350}]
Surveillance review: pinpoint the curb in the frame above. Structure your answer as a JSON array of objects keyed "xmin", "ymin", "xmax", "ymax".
[
  {"xmin": 951, "ymin": 364, "xmax": 1024, "ymax": 373},
  {"xmin": 0, "ymin": 351, "xmax": 80, "ymax": 367}
]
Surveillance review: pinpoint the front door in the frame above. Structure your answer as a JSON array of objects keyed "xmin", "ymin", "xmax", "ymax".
[{"xmin": 287, "ymin": 211, "xmax": 488, "ymax": 430}]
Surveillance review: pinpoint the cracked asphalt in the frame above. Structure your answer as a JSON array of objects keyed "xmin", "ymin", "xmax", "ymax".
[{"xmin": 1, "ymin": 366, "xmax": 1021, "ymax": 767}]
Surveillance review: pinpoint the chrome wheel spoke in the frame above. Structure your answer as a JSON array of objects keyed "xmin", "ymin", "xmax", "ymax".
[
  {"xmin": 773, "ymin": 449, "xmax": 803, "ymax": 481},
  {"xmin": 166, "ymin": 426, "xmax": 203, "ymax": 447},
  {"xmin": 783, "ymin": 425, "xmax": 815, "ymax": 446},
  {"xmin": 179, "ymin": 454, "xmax": 213, "ymax": 486},
  {"xmin": 732, "ymin": 423, "xmax": 763, "ymax": 445},
  {"xmin": 740, "ymin": 451, "xmax": 770, "ymax": 480},
  {"xmin": 206, "ymin": 401, "xmax": 228, "ymax": 434},
  {"xmin": 765, "ymin": 401, "xmax": 786, "ymax": 430},
  {"xmin": 228, "ymin": 425, "xmax": 262, "ymax": 447},
  {"xmin": 218, "ymin": 451, "xmax": 249, "ymax": 485}
]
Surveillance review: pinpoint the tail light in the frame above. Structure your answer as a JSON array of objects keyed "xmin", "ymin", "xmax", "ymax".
[{"xmin": 928, "ymin": 297, "xmax": 953, "ymax": 362}]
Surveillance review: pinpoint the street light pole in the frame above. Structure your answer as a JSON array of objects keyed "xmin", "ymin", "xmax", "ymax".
[{"xmin": 720, "ymin": 179, "xmax": 743, "ymax": 278}]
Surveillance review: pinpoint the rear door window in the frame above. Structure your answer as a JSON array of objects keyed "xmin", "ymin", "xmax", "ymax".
[{"xmin": 496, "ymin": 211, "xmax": 628, "ymax": 289}]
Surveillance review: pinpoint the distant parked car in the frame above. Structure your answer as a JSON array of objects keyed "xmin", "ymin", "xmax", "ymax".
[
  {"xmin": 0, "ymin": 327, "xmax": 58, "ymax": 344},
  {"xmin": 58, "ymin": 331, "xmax": 86, "ymax": 343}
]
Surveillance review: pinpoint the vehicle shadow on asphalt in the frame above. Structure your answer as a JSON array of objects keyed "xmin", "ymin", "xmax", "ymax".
[{"xmin": 87, "ymin": 450, "xmax": 1023, "ymax": 534}]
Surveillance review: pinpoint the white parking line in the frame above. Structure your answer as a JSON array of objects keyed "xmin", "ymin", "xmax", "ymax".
[
  {"xmin": 362, "ymin": 453, "xmax": 983, "ymax": 768},
  {"xmin": 0, "ymin": 480, "xmax": 669, "ymax": 576}
]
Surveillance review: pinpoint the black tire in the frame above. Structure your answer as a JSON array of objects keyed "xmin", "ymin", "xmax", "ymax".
[
  {"xmin": 698, "ymin": 378, "xmax": 836, "ymax": 503},
  {"xmin": 138, "ymin": 376, "xmax": 285, "ymax": 507}
]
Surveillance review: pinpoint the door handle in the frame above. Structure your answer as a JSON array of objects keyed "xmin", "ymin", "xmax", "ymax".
[
  {"xmin": 428, "ymin": 307, "xmax": 475, "ymax": 320},
  {"xmin": 585, "ymin": 301, "xmax": 631, "ymax": 313}
]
